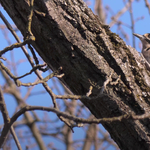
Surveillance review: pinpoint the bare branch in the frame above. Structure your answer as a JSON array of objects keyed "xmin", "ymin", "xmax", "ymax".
[
  {"xmin": 144, "ymin": 0, "xmax": 150, "ymax": 14},
  {"xmin": 0, "ymin": 86, "xmax": 22, "ymax": 149},
  {"xmin": 109, "ymin": 0, "xmax": 133, "ymax": 27}
]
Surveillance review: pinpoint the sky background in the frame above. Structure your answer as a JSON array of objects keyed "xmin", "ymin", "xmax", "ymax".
[{"xmin": 0, "ymin": 0, "xmax": 150, "ymax": 149}]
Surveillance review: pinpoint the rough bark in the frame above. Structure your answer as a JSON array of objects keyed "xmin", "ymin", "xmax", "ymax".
[{"xmin": 1, "ymin": 0, "xmax": 150, "ymax": 149}]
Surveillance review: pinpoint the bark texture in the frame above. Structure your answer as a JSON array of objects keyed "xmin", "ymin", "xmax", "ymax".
[{"xmin": 1, "ymin": 0, "xmax": 150, "ymax": 149}]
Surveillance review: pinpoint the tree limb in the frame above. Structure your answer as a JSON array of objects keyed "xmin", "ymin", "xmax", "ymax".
[{"xmin": 1, "ymin": 0, "xmax": 150, "ymax": 149}]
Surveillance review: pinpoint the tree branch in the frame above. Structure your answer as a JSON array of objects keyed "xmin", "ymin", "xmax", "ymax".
[{"xmin": 1, "ymin": 0, "xmax": 150, "ymax": 149}]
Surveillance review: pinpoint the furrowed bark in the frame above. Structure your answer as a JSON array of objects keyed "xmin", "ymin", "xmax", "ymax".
[{"xmin": 1, "ymin": 0, "xmax": 150, "ymax": 149}]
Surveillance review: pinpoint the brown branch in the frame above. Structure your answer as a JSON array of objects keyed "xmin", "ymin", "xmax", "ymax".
[
  {"xmin": 0, "ymin": 59, "xmax": 63, "ymax": 87},
  {"xmin": 94, "ymin": 0, "xmax": 105, "ymax": 23},
  {"xmin": 10, "ymin": 105, "xmax": 150, "ymax": 125},
  {"xmin": 0, "ymin": 86, "xmax": 22, "ymax": 149},
  {"xmin": 0, "ymin": 9, "xmax": 58, "ymax": 110},
  {"xmin": 0, "ymin": 67, "xmax": 47, "ymax": 149},
  {"xmin": 0, "ymin": 38, "xmax": 34, "ymax": 56},
  {"xmin": 26, "ymin": 0, "xmax": 34, "ymax": 37},
  {"xmin": 109, "ymin": 0, "xmax": 133, "ymax": 27},
  {"xmin": 1, "ymin": 0, "xmax": 150, "ymax": 149},
  {"xmin": 28, "ymin": 44, "xmax": 39, "ymax": 65},
  {"xmin": 128, "ymin": 0, "xmax": 135, "ymax": 48},
  {"xmin": 144, "ymin": 0, "xmax": 150, "ymax": 14}
]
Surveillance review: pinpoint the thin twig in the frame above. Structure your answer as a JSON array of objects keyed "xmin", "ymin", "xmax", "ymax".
[
  {"xmin": 144, "ymin": 0, "xmax": 150, "ymax": 14},
  {"xmin": 0, "ymin": 7, "xmax": 73, "ymax": 130},
  {"xmin": 128, "ymin": 0, "xmax": 135, "ymax": 48},
  {"xmin": 11, "ymin": 105, "xmax": 150, "ymax": 125},
  {"xmin": 109, "ymin": 0, "xmax": 133, "ymax": 27},
  {"xmin": 0, "ymin": 86, "xmax": 22, "ymax": 149}
]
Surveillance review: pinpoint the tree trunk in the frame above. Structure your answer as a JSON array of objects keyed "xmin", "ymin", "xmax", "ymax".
[{"xmin": 1, "ymin": 0, "xmax": 150, "ymax": 149}]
